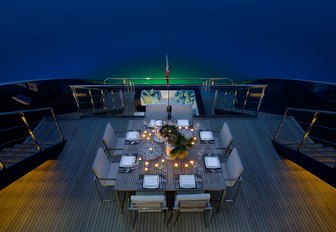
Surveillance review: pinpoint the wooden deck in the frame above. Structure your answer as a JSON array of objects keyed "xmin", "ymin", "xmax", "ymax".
[{"xmin": 1, "ymin": 114, "xmax": 336, "ymax": 232}]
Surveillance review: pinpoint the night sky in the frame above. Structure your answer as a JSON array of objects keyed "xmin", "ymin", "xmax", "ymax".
[{"xmin": 1, "ymin": 0, "xmax": 336, "ymax": 84}]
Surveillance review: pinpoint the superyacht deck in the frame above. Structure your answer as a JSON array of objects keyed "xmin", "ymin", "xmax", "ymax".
[{"xmin": 0, "ymin": 114, "xmax": 335, "ymax": 232}]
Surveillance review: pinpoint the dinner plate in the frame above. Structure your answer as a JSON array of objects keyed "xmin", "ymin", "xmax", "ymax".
[
  {"xmin": 177, "ymin": 119, "xmax": 189, "ymax": 127},
  {"xmin": 200, "ymin": 131, "xmax": 214, "ymax": 141},
  {"xmin": 143, "ymin": 175, "xmax": 160, "ymax": 189},
  {"xmin": 179, "ymin": 174, "xmax": 196, "ymax": 188},
  {"xmin": 204, "ymin": 156, "xmax": 221, "ymax": 169},
  {"xmin": 126, "ymin": 131, "xmax": 140, "ymax": 141},
  {"xmin": 120, "ymin": 156, "xmax": 136, "ymax": 168}
]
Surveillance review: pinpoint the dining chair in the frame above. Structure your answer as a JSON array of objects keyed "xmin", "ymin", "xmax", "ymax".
[
  {"xmin": 128, "ymin": 192, "xmax": 168, "ymax": 229},
  {"xmin": 221, "ymin": 148, "xmax": 244, "ymax": 203},
  {"xmin": 103, "ymin": 122, "xmax": 125, "ymax": 156},
  {"xmin": 145, "ymin": 104, "xmax": 168, "ymax": 120},
  {"xmin": 216, "ymin": 122, "xmax": 233, "ymax": 156},
  {"xmin": 172, "ymin": 193, "xmax": 212, "ymax": 228},
  {"xmin": 171, "ymin": 103, "xmax": 193, "ymax": 123},
  {"xmin": 92, "ymin": 147, "xmax": 121, "ymax": 208}
]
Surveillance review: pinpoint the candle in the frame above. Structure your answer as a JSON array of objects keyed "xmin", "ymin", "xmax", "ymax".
[
  {"xmin": 144, "ymin": 167, "xmax": 149, "ymax": 172},
  {"xmin": 138, "ymin": 157, "xmax": 142, "ymax": 161},
  {"xmin": 147, "ymin": 137, "xmax": 150, "ymax": 140},
  {"xmin": 184, "ymin": 163, "xmax": 189, "ymax": 168},
  {"xmin": 191, "ymin": 128, "xmax": 194, "ymax": 132},
  {"xmin": 174, "ymin": 163, "xmax": 178, "ymax": 168},
  {"xmin": 149, "ymin": 133, "xmax": 152, "ymax": 136},
  {"xmin": 142, "ymin": 134, "xmax": 146, "ymax": 138},
  {"xmin": 193, "ymin": 137, "xmax": 197, "ymax": 140},
  {"xmin": 190, "ymin": 160, "xmax": 194, "ymax": 165},
  {"xmin": 145, "ymin": 161, "xmax": 149, "ymax": 166},
  {"xmin": 161, "ymin": 159, "xmax": 165, "ymax": 163},
  {"xmin": 144, "ymin": 130, "xmax": 147, "ymax": 134},
  {"xmin": 155, "ymin": 163, "xmax": 159, "ymax": 168},
  {"xmin": 152, "ymin": 130, "xmax": 155, "ymax": 133},
  {"xmin": 185, "ymin": 126, "xmax": 188, "ymax": 129},
  {"xmin": 149, "ymin": 147, "xmax": 153, "ymax": 153},
  {"xmin": 191, "ymin": 142, "xmax": 195, "ymax": 145},
  {"xmin": 178, "ymin": 126, "xmax": 182, "ymax": 129}
]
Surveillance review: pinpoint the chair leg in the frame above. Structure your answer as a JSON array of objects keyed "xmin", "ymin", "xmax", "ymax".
[
  {"xmin": 217, "ymin": 189, "xmax": 227, "ymax": 212},
  {"xmin": 226, "ymin": 179, "xmax": 242, "ymax": 202},
  {"xmin": 204, "ymin": 209, "xmax": 213, "ymax": 228},
  {"xmin": 94, "ymin": 179, "xmax": 110, "ymax": 202},
  {"xmin": 113, "ymin": 190, "xmax": 123, "ymax": 212},
  {"xmin": 132, "ymin": 211, "xmax": 139, "ymax": 229},
  {"xmin": 173, "ymin": 211, "xmax": 181, "ymax": 228},
  {"xmin": 166, "ymin": 210, "xmax": 174, "ymax": 226}
]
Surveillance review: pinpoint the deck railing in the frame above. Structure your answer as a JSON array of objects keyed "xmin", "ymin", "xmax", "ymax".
[
  {"xmin": 274, "ymin": 108, "xmax": 336, "ymax": 152},
  {"xmin": 70, "ymin": 79, "xmax": 267, "ymax": 117},
  {"xmin": 0, "ymin": 107, "xmax": 64, "ymax": 151}
]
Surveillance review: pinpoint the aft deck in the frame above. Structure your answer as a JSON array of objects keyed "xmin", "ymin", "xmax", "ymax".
[{"xmin": 0, "ymin": 114, "xmax": 336, "ymax": 231}]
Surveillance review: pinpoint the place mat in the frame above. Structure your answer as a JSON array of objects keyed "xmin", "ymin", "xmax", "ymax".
[
  {"xmin": 137, "ymin": 174, "xmax": 166, "ymax": 190},
  {"xmin": 138, "ymin": 141, "xmax": 163, "ymax": 160},
  {"xmin": 175, "ymin": 174, "xmax": 203, "ymax": 189},
  {"xmin": 124, "ymin": 130, "xmax": 142, "ymax": 145},
  {"xmin": 202, "ymin": 154, "xmax": 222, "ymax": 173},
  {"xmin": 118, "ymin": 153, "xmax": 138, "ymax": 173}
]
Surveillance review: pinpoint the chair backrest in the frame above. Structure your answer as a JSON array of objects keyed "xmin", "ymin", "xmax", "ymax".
[
  {"xmin": 225, "ymin": 148, "xmax": 244, "ymax": 186},
  {"xmin": 171, "ymin": 103, "xmax": 193, "ymax": 122},
  {"xmin": 175, "ymin": 193, "xmax": 211, "ymax": 212},
  {"xmin": 219, "ymin": 122, "xmax": 233, "ymax": 148},
  {"xmin": 130, "ymin": 195, "xmax": 167, "ymax": 213},
  {"xmin": 92, "ymin": 147, "xmax": 110, "ymax": 181},
  {"xmin": 145, "ymin": 104, "xmax": 167, "ymax": 120},
  {"xmin": 103, "ymin": 123, "xmax": 117, "ymax": 149}
]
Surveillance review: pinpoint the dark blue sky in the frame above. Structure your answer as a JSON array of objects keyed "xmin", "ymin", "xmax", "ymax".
[{"xmin": 1, "ymin": 0, "xmax": 336, "ymax": 84}]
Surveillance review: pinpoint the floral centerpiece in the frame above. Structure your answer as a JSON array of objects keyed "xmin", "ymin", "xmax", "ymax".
[{"xmin": 159, "ymin": 124, "xmax": 194, "ymax": 159}]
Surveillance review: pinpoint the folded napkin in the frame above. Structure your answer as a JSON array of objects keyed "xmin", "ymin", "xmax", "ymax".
[
  {"xmin": 120, "ymin": 156, "xmax": 136, "ymax": 167},
  {"xmin": 177, "ymin": 119, "xmax": 189, "ymax": 127},
  {"xmin": 126, "ymin": 131, "xmax": 139, "ymax": 141},
  {"xmin": 143, "ymin": 175, "xmax": 160, "ymax": 189},
  {"xmin": 147, "ymin": 119, "xmax": 156, "ymax": 128},
  {"xmin": 200, "ymin": 131, "xmax": 214, "ymax": 141},
  {"xmin": 154, "ymin": 120, "xmax": 163, "ymax": 127},
  {"xmin": 179, "ymin": 175, "xmax": 196, "ymax": 188},
  {"xmin": 204, "ymin": 156, "xmax": 220, "ymax": 169}
]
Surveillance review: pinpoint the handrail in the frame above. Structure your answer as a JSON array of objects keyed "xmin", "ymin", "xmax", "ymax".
[
  {"xmin": 274, "ymin": 107, "xmax": 336, "ymax": 152},
  {"xmin": 103, "ymin": 77, "xmax": 235, "ymax": 84},
  {"xmin": 0, "ymin": 107, "xmax": 64, "ymax": 151}
]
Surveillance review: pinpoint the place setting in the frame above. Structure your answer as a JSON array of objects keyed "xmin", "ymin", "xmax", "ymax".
[
  {"xmin": 199, "ymin": 130, "xmax": 215, "ymax": 144},
  {"xmin": 203, "ymin": 153, "xmax": 222, "ymax": 173},
  {"xmin": 118, "ymin": 153, "xmax": 139, "ymax": 173},
  {"xmin": 175, "ymin": 174, "xmax": 203, "ymax": 189},
  {"xmin": 124, "ymin": 130, "xmax": 142, "ymax": 145},
  {"xmin": 137, "ymin": 174, "xmax": 166, "ymax": 190}
]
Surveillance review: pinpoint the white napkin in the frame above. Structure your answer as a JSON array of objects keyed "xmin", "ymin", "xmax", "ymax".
[
  {"xmin": 148, "ymin": 119, "xmax": 156, "ymax": 128},
  {"xmin": 177, "ymin": 119, "xmax": 189, "ymax": 127},
  {"xmin": 179, "ymin": 175, "xmax": 196, "ymax": 188},
  {"xmin": 154, "ymin": 120, "xmax": 162, "ymax": 127},
  {"xmin": 120, "ymin": 156, "xmax": 136, "ymax": 167},
  {"xmin": 143, "ymin": 175, "xmax": 160, "ymax": 189},
  {"xmin": 200, "ymin": 131, "xmax": 214, "ymax": 141},
  {"xmin": 204, "ymin": 156, "xmax": 220, "ymax": 169},
  {"xmin": 126, "ymin": 131, "xmax": 139, "ymax": 141}
]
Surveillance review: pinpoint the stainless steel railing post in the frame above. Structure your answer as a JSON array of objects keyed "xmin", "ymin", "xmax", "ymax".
[
  {"xmin": 49, "ymin": 108, "xmax": 64, "ymax": 142},
  {"xmin": 297, "ymin": 112, "xmax": 319, "ymax": 152},
  {"xmin": 19, "ymin": 112, "xmax": 41, "ymax": 151},
  {"xmin": 274, "ymin": 108, "xmax": 289, "ymax": 142}
]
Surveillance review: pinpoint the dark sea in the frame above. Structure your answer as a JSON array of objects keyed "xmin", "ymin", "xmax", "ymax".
[{"xmin": 1, "ymin": 0, "xmax": 336, "ymax": 84}]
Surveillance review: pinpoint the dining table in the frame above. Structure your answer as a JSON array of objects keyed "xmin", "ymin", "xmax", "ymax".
[{"xmin": 114, "ymin": 118, "xmax": 227, "ymax": 210}]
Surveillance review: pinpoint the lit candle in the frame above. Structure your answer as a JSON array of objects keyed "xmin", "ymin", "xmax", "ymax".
[
  {"xmin": 155, "ymin": 163, "xmax": 159, "ymax": 168},
  {"xmin": 145, "ymin": 161, "xmax": 149, "ymax": 166},
  {"xmin": 191, "ymin": 142, "xmax": 195, "ymax": 145},
  {"xmin": 178, "ymin": 126, "xmax": 182, "ymax": 129},
  {"xmin": 144, "ymin": 167, "xmax": 149, "ymax": 172},
  {"xmin": 144, "ymin": 131, "xmax": 147, "ymax": 134},
  {"xmin": 190, "ymin": 160, "xmax": 194, "ymax": 165},
  {"xmin": 142, "ymin": 134, "xmax": 146, "ymax": 138},
  {"xmin": 191, "ymin": 128, "xmax": 194, "ymax": 132},
  {"xmin": 193, "ymin": 137, "xmax": 197, "ymax": 140},
  {"xmin": 161, "ymin": 159, "xmax": 165, "ymax": 163},
  {"xmin": 149, "ymin": 133, "xmax": 152, "ymax": 136},
  {"xmin": 138, "ymin": 157, "xmax": 142, "ymax": 161},
  {"xmin": 149, "ymin": 147, "xmax": 153, "ymax": 153},
  {"xmin": 185, "ymin": 126, "xmax": 188, "ymax": 129},
  {"xmin": 152, "ymin": 130, "xmax": 155, "ymax": 133},
  {"xmin": 174, "ymin": 163, "xmax": 178, "ymax": 168},
  {"xmin": 184, "ymin": 163, "xmax": 189, "ymax": 168},
  {"xmin": 147, "ymin": 137, "xmax": 150, "ymax": 140}
]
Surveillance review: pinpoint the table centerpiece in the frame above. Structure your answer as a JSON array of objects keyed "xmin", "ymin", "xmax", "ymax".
[{"xmin": 159, "ymin": 124, "xmax": 194, "ymax": 159}]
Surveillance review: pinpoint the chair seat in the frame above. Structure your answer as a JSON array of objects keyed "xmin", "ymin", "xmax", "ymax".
[
  {"xmin": 221, "ymin": 165, "xmax": 235, "ymax": 187},
  {"xmin": 116, "ymin": 138, "xmax": 125, "ymax": 149}
]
